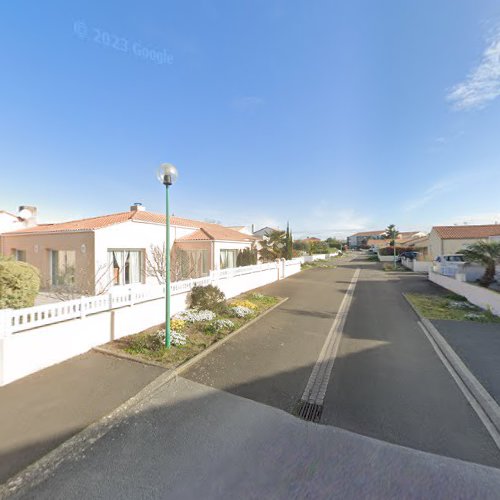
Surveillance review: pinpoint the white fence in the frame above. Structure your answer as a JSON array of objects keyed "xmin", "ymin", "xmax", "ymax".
[
  {"xmin": 401, "ymin": 258, "xmax": 432, "ymax": 273},
  {"xmin": 429, "ymin": 271, "xmax": 500, "ymax": 315},
  {"xmin": 0, "ymin": 259, "xmax": 302, "ymax": 386},
  {"xmin": 294, "ymin": 252, "xmax": 339, "ymax": 263},
  {"xmin": 432, "ymin": 262, "xmax": 498, "ymax": 283}
]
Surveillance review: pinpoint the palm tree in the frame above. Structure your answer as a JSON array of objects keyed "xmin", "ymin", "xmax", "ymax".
[
  {"xmin": 259, "ymin": 230, "xmax": 287, "ymax": 262},
  {"xmin": 383, "ymin": 224, "xmax": 399, "ymax": 246},
  {"xmin": 460, "ymin": 241, "xmax": 500, "ymax": 287},
  {"xmin": 383, "ymin": 224, "xmax": 400, "ymax": 268}
]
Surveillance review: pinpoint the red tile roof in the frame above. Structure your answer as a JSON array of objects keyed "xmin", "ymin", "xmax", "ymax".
[
  {"xmin": 366, "ymin": 238, "xmax": 391, "ymax": 247},
  {"xmin": 6, "ymin": 211, "xmax": 208, "ymax": 234},
  {"xmin": 177, "ymin": 226, "xmax": 257, "ymax": 242},
  {"xmin": 6, "ymin": 210, "xmax": 257, "ymax": 242},
  {"xmin": 404, "ymin": 235, "xmax": 429, "ymax": 247},
  {"xmin": 433, "ymin": 224, "xmax": 500, "ymax": 240}
]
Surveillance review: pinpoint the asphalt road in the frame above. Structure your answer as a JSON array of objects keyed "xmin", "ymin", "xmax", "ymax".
[
  {"xmin": 7, "ymin": 254, "xmax": 500, "ymax": 498},
  {"xmin": 183, "ymin": 255, "xmax": 500, "ymax": 467},
  {"xmin": 321, "ymin": 259, "xmax": 500, "ymax": 467}
]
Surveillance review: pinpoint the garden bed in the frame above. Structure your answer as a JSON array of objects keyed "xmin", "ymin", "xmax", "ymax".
[
  {"xmin": 102, "ymin": 292, "xmax": 281, "ymax": 369},
  {"xmin": 405, "ymin": 292, "xmax": 500, "ymax": 323},
  {"xmin": 301, "ymin": 258, "xmax": 338, "ymax": 270}
]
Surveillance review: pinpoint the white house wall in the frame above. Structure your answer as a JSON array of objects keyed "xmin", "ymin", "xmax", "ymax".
[
  {"xmin": 213, "ymin": 240, "xmax": 253, "ymax": 270},
  {"xmin": 94, "ymin": 221, "xmax": 197, "ymax": 289}
]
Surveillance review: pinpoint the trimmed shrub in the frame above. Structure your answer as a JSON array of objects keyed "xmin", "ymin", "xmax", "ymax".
[
  {"xmin": 378, "ymin": 246, "xmax": 414, "ymax": 256},
  {"xmin": 0, "ymin": 258, "xmax": 40, "ymax": 309},
  {"xmin": 236, "ymin": 247, "xmax": 258, "ymax": 267},
  {"xmin": 189, "ymin": 285, "xmax": 226, "ymax": 312}
]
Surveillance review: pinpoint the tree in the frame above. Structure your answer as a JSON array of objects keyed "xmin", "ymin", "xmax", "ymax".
[
  {"xmin": 284, "ymin": 222, "xmax": 293, "ymax": 260},
  {"xmin": 293, "ymin": 240, "xmax": 309, "ymax": 253},
  {"xmin": 259, "ymin": 230, "xmax": 287, "ymax": 262},
  {"xmin": 383, "ymin": 224, "xmax": 400, "ymax": 268},
  {"xmin": 236, "ymin": 246, "xmax": 258, "ymax": 267},
  {"xmin": 383, "ymin": 224, "xmax": 399, "ymax": 246},
  {"xmin": 460, "ymin": 241, "xmax": 500, "ymax": 287},
  {"xmin": 147, "ymin": 244, "xmax": 199, "ymax": 283},
  {"xmin": 48, "ymin": 263, "xmax": 113, "ymax": 300},
  {"xmin": 326, "ymin": 237, "xmax": 342, "ymax": 250}
]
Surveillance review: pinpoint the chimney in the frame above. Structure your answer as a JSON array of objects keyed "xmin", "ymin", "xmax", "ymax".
[
  {"xmin": 130, "ymin": 202, "xmax": 146, "ymax": 212},
  {"xmin": 251, "ymin": 223, "xmax": 255, "ymax": 233},
  {"xmin": 18, "ymin": 205, "xmax": 38, "ymax": 228}
]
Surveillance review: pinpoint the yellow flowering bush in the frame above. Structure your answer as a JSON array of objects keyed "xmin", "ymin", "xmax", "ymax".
[
  {"xmin": 230, "ymin": 299, "xmax": 257, "ymax": 310},
  {"xmin": 170, "ymin": 318, "xmax": 186, "ymax": 332}
]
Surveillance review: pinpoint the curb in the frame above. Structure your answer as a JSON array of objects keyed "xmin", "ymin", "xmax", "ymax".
[
  {"xmin": 174, "ymin": 297, "xmax": 288, "ymax": 375},
  {"xmin": 403, "ymin": 293, "xmax": 500, "ymax": 446},
  {"xmin": 92, "ymin": 346, "xmax": 168, "ymax": 369},
  {"xmin": 0, "ymin": 296, "xmax": 288, "ymax": 498}
]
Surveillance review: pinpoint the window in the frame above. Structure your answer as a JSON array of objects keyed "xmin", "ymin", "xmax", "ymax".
[
  {"xmin": 220, "ymin": 249, "xmax": 238, "ymax": 269},
  {"xmin": 12, "ymin": 249, "xmax": 26, "ymax": 262},
  {"xmin": 50, "ymin": 250, "xmax": 76, "ymax": 286},
  {"xmin": 108, "ymin": 250, "xmax": 144, "ymax": 285}
]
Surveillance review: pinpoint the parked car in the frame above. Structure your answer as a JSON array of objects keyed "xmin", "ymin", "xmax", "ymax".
[
  {"xmin": 434, "ymin": 254, "xmax": 464, "ymax": 263},
  {"xmin": 399, "ymin": 251, "xmax": 420, "ymax": 261}
]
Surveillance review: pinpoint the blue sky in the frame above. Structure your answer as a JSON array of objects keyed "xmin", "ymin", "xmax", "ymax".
[{"xmin": 1, "ymin": 1, "xmax": 500, "ymax": 238}]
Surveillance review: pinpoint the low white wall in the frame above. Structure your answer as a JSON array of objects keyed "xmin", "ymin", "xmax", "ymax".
[
  {"xmin": 299, "ymin": 252, "xmax": 338, "ymax": 263},
  {"xmin": 429, "ymin": 271, "xmax": 500, "ymax": 315},
  {"xmin": 0, "ymin": 261, "xmax": 301, "ymax": 386},
  {"xmin": 378, "ymin": 255, "xmax": 396, "ymax": 262},
  {"xmin": 401, "ymin": 258, "xmax": 431, "ymax": 273}
]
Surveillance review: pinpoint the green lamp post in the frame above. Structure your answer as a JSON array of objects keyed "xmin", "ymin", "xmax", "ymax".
[{"xmin": 156, "ymin": 163, "xmax": 179, "ymax": 348}]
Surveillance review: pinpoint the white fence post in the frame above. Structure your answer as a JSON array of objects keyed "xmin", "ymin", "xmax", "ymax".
[
  {"xmin": 80, "ymin": 297, "xmax": 87, "ymax": 319},
  {"xmin": 0, "ymin": 309, "xmax": 13, "ymax": 337}
]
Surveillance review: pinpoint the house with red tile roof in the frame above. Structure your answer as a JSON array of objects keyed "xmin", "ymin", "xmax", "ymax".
[
  {"xmin": 0, "ymin": 204, "xmax": 257, "ymax": 294},
  {"xmin": 347, "ymin": 230, "xmax": 386, "ymax": 248},
  {"xmin": 348, "ymin": 229, "xmax": 426, "ymax": 249},
  {"xmin": 429, "ymin": 224, "xmax": 500, "ymax": 259}
]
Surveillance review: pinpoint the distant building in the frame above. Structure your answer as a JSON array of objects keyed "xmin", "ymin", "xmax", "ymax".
[
  {"xmin": 347, "ymin": 230, "xmax": 385, "ymax": 248},
  {"xmin": 301, "ymin": 237, "xmax": 321, "ymax": 244},
  {"xmin": 348, "ymin": 230, "xmax": 427, "ymax": 249},
  {"xmin": 253, "ymin": 226, "xmax": 280, "ymax": 238}
]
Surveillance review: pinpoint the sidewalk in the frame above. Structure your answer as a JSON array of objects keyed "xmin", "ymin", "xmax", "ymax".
[
  {"xmin": 0, "ymin": 351, "xmax": 165, "ymax": 483},
  {"xmin": 431, "ymin": 320, "xmax": 500, "ymax": 405}
]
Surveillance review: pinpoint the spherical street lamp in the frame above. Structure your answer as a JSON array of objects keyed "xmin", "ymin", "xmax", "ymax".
[
  {"xmin": 156, "ymin": 163, "xmax": 179, "ymax": 186},
  {"xmin": 156, "ymin": 162, "xmax": 179, "ymax": 348}
]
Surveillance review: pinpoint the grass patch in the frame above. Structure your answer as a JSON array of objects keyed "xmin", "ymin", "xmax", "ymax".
[
  {"xmin": 301, "ymin": 258, "xmax": 338, "ymax": 270},
  {"xmin": 367, "ymin": 254, "xmax": 379, "ymax": 262},
  {"xmin": 105, "ymin": 292, "xmax": 281, "ymax": 369},
  {"xmin": 405, "ymin": 293, "xmax": 500, "ymax": 323}
]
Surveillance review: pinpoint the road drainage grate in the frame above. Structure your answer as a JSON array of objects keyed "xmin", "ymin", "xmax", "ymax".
[{"xmin": 294, "ymin": 400, "xmax": 323, "ymax": 423}]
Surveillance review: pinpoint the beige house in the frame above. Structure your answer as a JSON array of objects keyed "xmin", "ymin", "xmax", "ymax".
[
  {"xmin": 403, "ymin": 235, "xmax": 430, "ymax": 259},
  {"xmin": 0, "ymin": 205, "xmax": 257, "ymax": 294},
  {"xmin": 429, "ymin": 224, "xmax": 500, "ymax": 259}
]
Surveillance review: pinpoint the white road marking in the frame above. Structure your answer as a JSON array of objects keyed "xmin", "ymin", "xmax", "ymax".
[
  {"xmin": 417, "ymin": 321, "xmax": 500, "ymax": 451},
  {"xmin": 301, "ymin": 268, "xmax": 360, "ymax": 405}
]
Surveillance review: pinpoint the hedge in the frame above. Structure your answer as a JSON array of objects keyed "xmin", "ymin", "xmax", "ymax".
[
  {"xmin": 0, "ymin": 258, "xmax": 40, "ymax": 309},
  {"xmin": 378, "ymin": 246, "xmax": 414, "ymax": 256}
]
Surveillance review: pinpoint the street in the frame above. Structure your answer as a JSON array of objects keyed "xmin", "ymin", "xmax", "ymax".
[{"xmin": 8, "ymin": 255, "xmax": 500, "ymax": 499}]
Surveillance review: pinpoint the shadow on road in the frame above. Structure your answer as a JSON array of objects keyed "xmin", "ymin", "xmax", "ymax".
[{"xmin": 4, "ymin": 358, "xmax": 500, "ymax": 499}]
